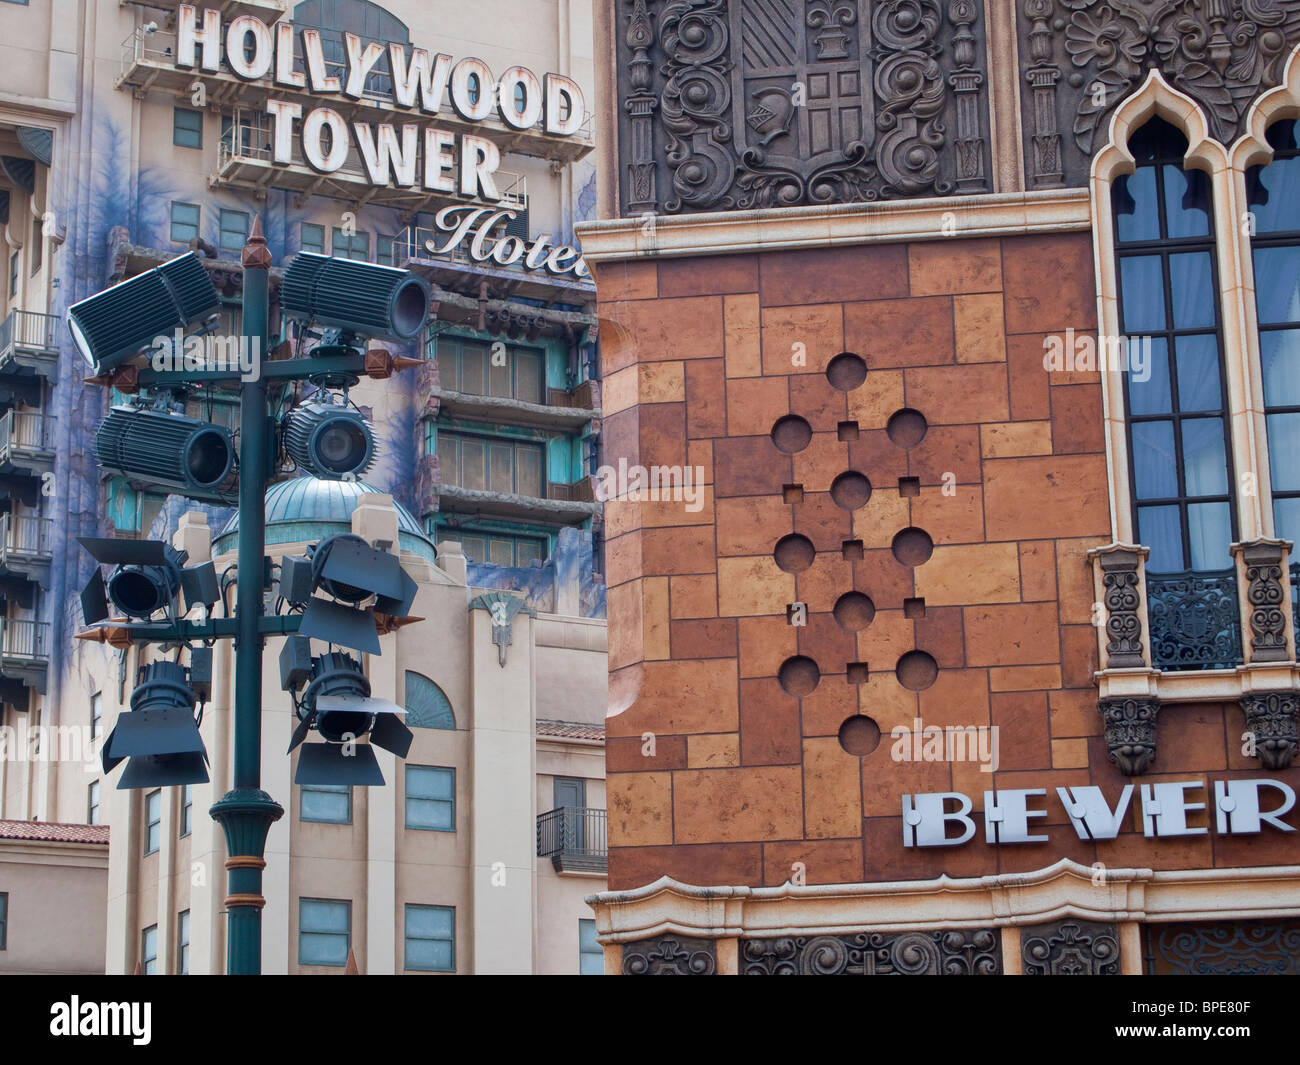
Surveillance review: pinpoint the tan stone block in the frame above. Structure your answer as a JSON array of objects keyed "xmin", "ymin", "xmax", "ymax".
[
  {"xmin": 803, "ymin": 738, "xmax": 863, "ymax": 838},
  {"xmin": 904, "ymin": 362, "xmax": 1010, "ymax": 423},
  {"xmin": 913, "ymin": 543, "xmax": 1022, "ymax": 605},
  {"xmin": 726, "ymin": 375, "xmax": 791, "ymax": 437},
  {"xmin": 980, "ymin": 421, "xmax": 1053, "ymax": 458},
  {"xmin": 633, "ymin": 659, "xmax": 739, "ymax": 733},
  {"xmin": 607, "ymin": 771, "xmax": 673, "ymax": 847},
  {"xmin": 964, "ymin": 602, "xmax": 1061, "ymax": 666},
  {"xmin": 724, "ymin": 294, "xmax": 763, "ymax": 379},
  {"xmin": 689, "ymin": 439, "xmax": 713, "ymax": 486},
  {"xmin": 606, "ymin": 579, "xmax": 643, "ymax": 672},
  {"xmin": 673, "ymin": 766, "xmax": 803, "ymax": 843},
  {"xmin": 1019, "ymin": 541, "xmax": 1058, "ymax": 602},
  {"xmin": 859, "ymin": 680, "xmax": 920, "ymax": 735},
  {"xmin": 717, "ymin": 495, "xmax": 792, "ymax": 556},
  {"xmin": 644, "ymin": 577, "xmax": 670, "ymax": 662},
  {"xmin": 688, "ymin": 733, "xmax": 741, "ymax": 768},
  {"xmin": 988, "ymin": 665, "xmax": 1064, "ymax": 691},
  {"xmin": 909, "ymin": 238, "xmax": 1002, "ymax": 296},
  {"xmin": 796, "ymin": 553, "xmax": 859, "ymax": 614},
  {"xmin": 855, "ymin": 609, "xmax": 915, "ymax": 669},
  {"xmin": 606, "ymin": 295, "xmax": 724, "ymax": 371},
  {"xmin": 670, "ymin": 574, "xmax": 718, "ymax": 619},
  {"xmin": 954, "ymin": 292, "xmax": 1007, "ymax": 364},
  {"xmin": 604, "ymin": 499, "xmax": 642, "ymax": 539},
  {"xmin": 909, "ymin": 484, "xmax": 985, "ymax": 545},
  {"xmin": 983, "ymin": 456, "xmax": 1110, "ymax": 541},
  {"xmin": 718, "ymin": 556, "xmax": 796, "ymax": 617},
  {"xmin": 738, "ymin": 615, "xmax": 797, "ymax": 678},
  {"xmin": 1056, "ymin": 536, "xmax": 1104, "ymax": 625},
  {"xmin": 1051, "ymin": 737, "xmax": 1090, "ymax": 769},
  {"xmin": 602, "ymin": 365, "xmax": 638, "ymax": 417},
  {"xmin": 1049, "ymin": 688, "xmax": 1103, "ymax": 737},
  {"xmin": 844, "ymin": 296, "xmax": 955, "ymax": 368},
  {"xmin": 639, "ymin": 361, "xmax": 686, "ymax": 404},
  {"xmin": 852, "ymin": 491, "xmax": 910, "ymax": 549},
  {"xmin": 917, "ymin": 668, "xmax": 992, "ymax": 729},
  {"xmin": 791, "ymin": 431, "xmax": 850, "ymax": 492},
  {"xmin": 605, "ymin": 528, "xmax": 641, "ymax": 588},
  {"xmin": 847, "ymin": 369, "xmax": 905, "ymax": 429},
  {"xmin": 635, "ymin": 487, "xmax": 715, "ymax": 528},
  {"xmin": 592, "ymin": 259, "xmax": 658, "ymax": 302},
  {"xmin": 761, "ymin": 304, "xmax": 844, "ymax": 376}
]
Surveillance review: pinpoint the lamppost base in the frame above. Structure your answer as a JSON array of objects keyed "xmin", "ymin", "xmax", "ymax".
[{"xmin": 211, "ymin": 787, "xmax": 284, "ymax": 974}]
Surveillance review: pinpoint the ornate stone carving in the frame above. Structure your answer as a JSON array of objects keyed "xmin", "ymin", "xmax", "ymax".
[
  {"xmin": 1099, "ymin": 695, "xmax": 1159, "ymax": 775},
  {"xmin": 1240, "ymin": 690, "xmax": 1300, "ymax": 770},
  {"xmin": 468, "ymin": 591, "xmax": 533, "ymax": 666},
  {"xmin": 616, "ymin": 0, "xmax": 993, "ymax": 214},
  {"xmin": 1148, "ymin": 919, "xmax": 1300, "ymax": 974},
  {"xmin": 1146, "ymin": 569, "xmax": 1242, "ymax": 671},
  {"xmin": 1096, "ymin": 546, "xmax": 1145, "ymax": 668},
  {"xmin": 1238, "ymin": 540, "xmax": 1290, "ymax": 662},
  {"xmin": 741, "ymin": 928, "xmax": 1002, "ymax": 974},
  {"xmin": 623, "ymin": 934, "xmax": 718, "ymax": 974},
  {"xmin": 1022, "ymin": 919, "xmax": 1121, "ymax": 975},
  {"xmin": 1017, "ymin": 0, "xmax": 1300, "ymax": 186}
]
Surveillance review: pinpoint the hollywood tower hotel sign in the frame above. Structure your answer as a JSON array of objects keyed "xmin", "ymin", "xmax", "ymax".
[{"xmin": 171, "ymin": 4, "xmax": 590, "ymax": 276}]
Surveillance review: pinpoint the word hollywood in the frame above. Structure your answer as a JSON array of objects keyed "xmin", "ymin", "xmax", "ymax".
[
  {"xmin": 902, "ymin": 778, "xmax": 1296, "ymax": 847},
  {"xmin": 175, "ymin": 6, "xmax": 585, "ymax": 200}
]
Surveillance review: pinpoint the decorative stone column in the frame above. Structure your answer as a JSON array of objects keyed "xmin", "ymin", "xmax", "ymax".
[
  {"xmin": 1239, "ymin": 691, "xmax": 1299, "ymax": 770},
  {"xmin": 1094, "ymin": 545, "xmax": 1147, "ymax": 668}
]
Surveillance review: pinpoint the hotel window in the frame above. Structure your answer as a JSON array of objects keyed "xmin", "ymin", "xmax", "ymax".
[
  {"xmin": 88, "ymin": 780, "xmax": 100, "ymax": 825},
  {"xmin": 300, "ymin": 223, "xmax": 326, "ymax": 256},
  {"xmin": 300, "ymin": 782, "xmax": 352, "ymax": 824},
  {"xmin": 404, "ymin": 904, "xmax": 454, "ymax": 972},
  {"xmin": 177, "ymin": 911, "xmax": 190, "ymax": 975},
  {"xmin": 91, "ymin": 691, "xmax": 102, "ymax": 738},
  {"xmin": 331, "ymin": 227, "xmax": 370, "ymax": 261},
  {"xmin": 432, "ymin": 525, "xmax": 547, "ymax": 568},
  {"xmin": 405, "ymin": 765, "xmax": 454, "ymax": 831},
  {"xmin": 170, "ymin": 202, "xmax": 201, "ymax": 245},
  {"xmin": 180, "ymin": 784, "xmax": 193, "ymax": 838},
  {"xmin": 1247, "ymin": 118, "xmax": 1300, "ymax": 547},
  {"xmin": 145, "ymin": 789, "xmax": 162, "ymax": 855},
  {"xmin": 30, "ymin": 216, "xmax": 40, "ymax": 276},
  {"xmin": 377, "ymin": 234, "xmax": 396, "ymax": 266},
  {"xmin": 299, "ymin": 898, "xmax": 350, "ymax": 967},
  {"xmin": 173, "ymin": 107, "xmax": 203, "ymax": 149},
  {"xmin": 0, "ymin": 893, "xmax": 7, "ymax": 950},
  {"xmin": 434, "ymin": 337, "xmax": 545, "ymax": 404},
  {"xmin": 434, "ymin": 431, "xmax": 545, "ymax": 499},
  {"xmin": 1112, "ymin": 117, "xmax": 1236, "ymax": 576},
  {"xmin": 141, "ymin": 925, "xmax": 158, "ymax": 975},
  {"xmin": 404, "ymin": 672, "xmax": 455, "ymax": 730},
  {"xmin": 8, "ymin": 250, "xmax": 17, "ymax": 298},
  {"xmin": 579, "ymin": 919, "xmax": 602, "ymax": 975},
  {"xmin": 219, "ymin": 209, "xmax": 249, "ymax": 256}
]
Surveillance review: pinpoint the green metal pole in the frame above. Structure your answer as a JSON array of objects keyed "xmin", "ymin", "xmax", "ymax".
[{"xmin": 210, "ymin": 217, "xmax": 283, "ymax": 975}]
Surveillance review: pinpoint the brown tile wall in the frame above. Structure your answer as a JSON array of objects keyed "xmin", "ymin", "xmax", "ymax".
[{"xmin": 593, "ymin": 235, "xmax": 1280, "ymax": 892}]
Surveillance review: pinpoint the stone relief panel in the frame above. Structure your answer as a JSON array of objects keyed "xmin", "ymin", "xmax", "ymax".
[
  {"xmin": 1017, "ymin": 0, "xmax": 1300, "ymax": 188},
  {"xmin": 741, "ymin": 929, "xmax": 1003, "ymax": 973},
  {"xmin": 617, "ymin": 0, "xmax": 994, "ymax": 215},
  {"xmin": 1021, "ymin": 919, "xmax": 1121, "ymax": 974},
  {"xmin": 622, "ymin": 934, "xmax": 719, "ymax": 973}
]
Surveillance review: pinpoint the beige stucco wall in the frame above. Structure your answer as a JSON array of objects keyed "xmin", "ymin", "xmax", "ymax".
[{"xmin": 0, "ymin": 839, "xmax": 108, "ymax": 974}]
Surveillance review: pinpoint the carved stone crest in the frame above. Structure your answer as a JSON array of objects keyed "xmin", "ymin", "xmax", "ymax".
[{"xmin": 1099, "ymin": 695, "xmax": 1160, "ymax": 775}]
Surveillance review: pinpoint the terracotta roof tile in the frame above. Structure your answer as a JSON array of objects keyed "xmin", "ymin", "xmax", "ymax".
[
  {"xmin": 0, "ymin": 820, "xmax": 110, "ymax": 845},
  {"xmin": 536, "ymin": 719, "xmax": 605, "ymax": 742}
]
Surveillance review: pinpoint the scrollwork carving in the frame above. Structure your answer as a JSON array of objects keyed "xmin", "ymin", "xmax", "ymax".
[
  {"xmin": 622, "ymin": 934, "xmax": 718, "ymax": 974},
  {"xmin": 1099, "ymin": 695, "xmax": 1159, "ymax": 775},
  {"xmin": 741, "ymin": 928, "xmax": 1002, "ymax": 974},
  {"xmin": 1022, "ymin": 920, "xmax": 1121, "ymax": 975}
]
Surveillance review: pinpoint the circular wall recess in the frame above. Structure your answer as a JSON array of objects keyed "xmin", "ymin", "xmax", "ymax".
[
  {"xmin": 826, "ymin": 352, "xmax": 868, "ymax": 391},
  {"xmin": 830, "ymin": 471, "xmax": 872, "ymax": 510},
  {"xmin": 891, "ymin": 526, "xmax": 934, "ymax": 566},
  {"xmin": 833, "ymin": 591, "xmax": 876, "ymax": 631},
  {"xmin": 886, "ymin": 408, "xmax": 928, "ymax": 448},
  {"xmin": 770, "ymin": 414, "xmax": 813, "ymax": 454},
  {"xmin": 774, "ymin": 533, "xmax": 817, "ymax": 573},
  {"xmin": 838, "ymin": 714, "xmax": 882, "ymax": 756},
  {"xmin": 895, "ymin": 650, "xmax": 939, "ymax": 691},
  {"xmin": 778, "ymin": 655, "xmax": 821, "ymax": 697}
]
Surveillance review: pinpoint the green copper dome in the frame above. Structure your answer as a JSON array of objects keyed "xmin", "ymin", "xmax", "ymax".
[{"xmin": 214, "ymin": 478, "xmax": 436, "ymax": 562}]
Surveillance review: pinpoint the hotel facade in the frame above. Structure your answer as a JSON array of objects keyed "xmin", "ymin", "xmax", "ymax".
[
  {"xmin": 581, "ymin": 0, "xmax": 1300, "ymax": 975},
  {"xmin": 0, "ymin": 0, "xmax": 609, "ymax": 974}
]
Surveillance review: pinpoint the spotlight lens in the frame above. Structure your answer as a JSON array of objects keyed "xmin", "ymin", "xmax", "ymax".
[
  {"xmin": 110, "ymin": 568, "xmax": 164, "ymax": 617},
  {"xmin": 185, "ymin": 429, "xmax": 234, "ymax": 487},
  {"xmin": 317, "ymin": 710, "xmax": 374, "ymax": 744},
  {"xmin": 316, "ymin": 421, "xmax": 366, "ymax": 473}
]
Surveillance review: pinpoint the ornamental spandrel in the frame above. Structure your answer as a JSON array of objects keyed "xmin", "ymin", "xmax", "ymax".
[{"xmin": 617, "ymin": 0, "xmax": 993, "ymax": 214}]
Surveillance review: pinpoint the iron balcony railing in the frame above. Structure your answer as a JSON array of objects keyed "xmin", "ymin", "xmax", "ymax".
[
  {"xmin": 0, "ymin": 513, "xmax": 52, "ymax": 566},
  {"xmin": 0, "ymin": 410, "xmax": 56, "ymax": 463},
  {"xmin": 537, "ymin": 806, "xmax": 607, "ymax": 872},
  {"xmin": 1146, "ymin": 567, "xmax": 1243, "ymax": 671},
  {"xmin": 0, "ymin": 309, "xmax": 60, "ymax": 365},
  {"xmin": 0, "ymin": 618, "xmax": 49, "ymax": 662}
]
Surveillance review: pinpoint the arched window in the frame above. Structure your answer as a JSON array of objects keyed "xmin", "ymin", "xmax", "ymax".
[
  {"xmin": 1247, "ymin": 119, "xmax": 1300, "ymax": 546},
  {"xmin": 293, "ymin": 0, "xmax": 411, "ymax": 96},
  {"xmin": 1113, "ymin": 118, "xmax": 1237, "ymax": 576},
  {"xmin": 404, "ymin": 671, "xmax": 455, "ymax": 730}
]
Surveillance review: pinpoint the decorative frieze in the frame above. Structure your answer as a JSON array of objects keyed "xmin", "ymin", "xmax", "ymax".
[
  {"xmin": 622, "ymin": 934, "xmax": 717, "ymax": 974},
  {"xmin": 741, "ymin": 929, "xmax": 1002, "ymax": 974},
  {"xmin": 1021, "ymin": 919, "xmax": 1120, "ymax": 975},
  {"xmin": 1240, "ymin": 690, "xmax": 1300, "ymax": 770},
  {"xmin": 1099, "ymin": 695, "xmax": 1159, "ymax": 776},
  {"xmin": 615, "ymin": 0, "xmax": 993, "ymax": 215},
  {"xmin": 1016, "ymin": 0, "xmax": 1300, "ymax": 186}
]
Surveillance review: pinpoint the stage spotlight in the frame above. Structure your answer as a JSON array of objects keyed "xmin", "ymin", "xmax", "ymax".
[
  {"xmin": 96, "ymin": 404, "xmax": 237, "ymax": 502},
  {"xmin": 79, "ymin": 537, "xmax": 219, "ymax": 624},
  {"xmin": 279, "ymin": 252, "xmax": 430, "ymax": 341},
  {"xmin": 283, "ymin": 400, "xmax": 376, "ymax": 480},
  {"xmin": 101, "ymin": 661, "xmax": 210, "ymax": 789},
  {"xmin": 67, "ymin": 252, "xmax": 220, "ymax": 373}
]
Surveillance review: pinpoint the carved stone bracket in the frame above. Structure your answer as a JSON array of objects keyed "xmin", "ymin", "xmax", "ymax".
[
  {"xmin": 1099, "ymin": 695, "xmax": 1159, "ymax": 776},
  {"xmin": 1233, "ymin": 539, "xmax": 1293, "ymax": 664},
  {"xmin": 1021, "ymin": 919, "xmax": 1120, "ymax": 975},
  {"xmin": 1240, "ymin": 690, "xmax": 1300, "ymax": 770},
  {"xmin": 741, "ymin": 928, "xmax": 1002, "ymax": 974},
  {"xmin": 1091, "ymin": 544, "xmax": 1147, "ymax": 669},
  {"xmin": 623, "ymin": 934, "xmax": 717, "ymax": 974}
]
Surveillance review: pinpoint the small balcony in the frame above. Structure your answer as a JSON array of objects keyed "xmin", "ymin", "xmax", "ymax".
[
  {"xmin": 1145, "ymin": 568, "xmax": 1243, "ymax": 672},
  {"xmin": 0, "ymin": 310, "xmax": 59, "ymax": 375},
  {"xmin": 537, "ymin": 806, "xmax": 607, "ymax": 875},
  {"xmin": 0, "ymin": 411, "xmax": 56, "ymax": 477},
  {"xmin": 0, "ymin": 617, "xmax": 49, "ymax": 699},
  {"xmin": 0, "ymin": 514, "xmax": 52, "ymax": 588}
]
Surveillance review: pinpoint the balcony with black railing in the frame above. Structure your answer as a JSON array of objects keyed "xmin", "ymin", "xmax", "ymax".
[
  {"xmin": 1145, "ymin": 568, "xmax": 1244, "ymax": 671},
  {"xmin": 0, "ymin": 513, "xmax": 53, "ymax": 587},
  {"xmin": 0, "ymin": 411, "xmax": 56, "ymax": 477},
  {"xmin": 0, "ymin": 309, "xmax": 60, "ymax": 375},
  {"xmin": 537, "ymin": 806, "xmax": 607, "ymax": 874},
  {"xmin": 0, "ymin": 617, "xmax": 49, "ymax": 699}
]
